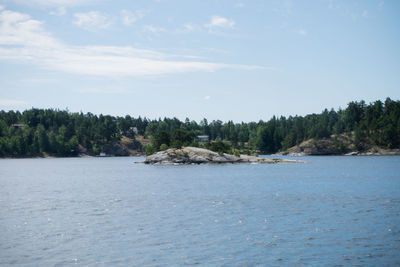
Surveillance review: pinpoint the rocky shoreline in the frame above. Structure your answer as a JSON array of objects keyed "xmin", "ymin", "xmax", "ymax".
[
  {"xmin": 144, "ymin": 147, "xmax": 304, "ymax": 165},
  {"xmin": 278, "ymin": 136, "xmax": 400, "ymax": 156},
  {"xmin": 281, "ymin": 150, "xmax": 400, "ymax": 156}
]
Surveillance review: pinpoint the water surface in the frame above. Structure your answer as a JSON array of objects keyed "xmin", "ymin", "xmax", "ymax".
[{"xmin": 1, "ymin": 156, "xmax": 399, "ymax": 266}]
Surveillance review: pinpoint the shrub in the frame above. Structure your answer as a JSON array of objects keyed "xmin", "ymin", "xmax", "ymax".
[
  {"xmin": 160, "ymin": 143, "xmax": 168, "ymax": 151},
  {"xmin": 145, "ymin": 144, "xmax": 156, "ymax": 156},
  {"xmin": 205, "ymin": 141, "xmax": 232, "ymax": 154}
]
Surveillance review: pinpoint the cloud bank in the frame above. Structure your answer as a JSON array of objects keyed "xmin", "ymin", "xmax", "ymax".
[
  {"xmin": 12, "ymin": 0, "xmax": 96, "ymax": 7},
  {"xmin": 0, "ymin": 8, "xmax": 263, "ymax": 77},
  {"xmin": 73, "ymin": 11, "xmax": 112, "ymax": 31},
  {"xmin": 121, "ymin": 9, "xmax": 145, "ymax": 26}
]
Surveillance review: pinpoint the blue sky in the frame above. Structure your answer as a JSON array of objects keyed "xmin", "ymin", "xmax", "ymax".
[{"xmin": 0, "ymin": 0, "xmax": 399, "ymax": 122}]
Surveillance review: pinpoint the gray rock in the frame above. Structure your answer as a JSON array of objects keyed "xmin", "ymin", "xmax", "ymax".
[{"xmin": 144, "ymin": 147, "xmax": 304, "ymax": 165}]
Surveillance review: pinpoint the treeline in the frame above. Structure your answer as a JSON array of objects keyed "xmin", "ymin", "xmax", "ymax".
[
  {"xmin": 0, "ymin": 98, "xmax": 399, "ymax": 157},
  {"xmin": 0, "ymin": 110, "xmax": 149, "ymax": 157}
]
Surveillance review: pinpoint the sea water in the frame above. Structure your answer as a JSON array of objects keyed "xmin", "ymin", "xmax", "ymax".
[{"xmin": 0, "ymin": 156, "xmax": 399, "ymax": 266}]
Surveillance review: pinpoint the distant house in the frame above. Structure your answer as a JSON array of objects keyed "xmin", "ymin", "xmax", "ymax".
[
  {"xmin": 130, "ymin": 127, "xmax": 138, "ymax": 135},
  {"xmin": 197, "ymin": 135, "xmax": 209, "ymax": 142},
  {"xmin": 121, "ymin": 127, "xmax": 138, "ymax": 136},
  {"xmin": 11, "ymin": 123, "xmax": 26, "ymax": 129}
]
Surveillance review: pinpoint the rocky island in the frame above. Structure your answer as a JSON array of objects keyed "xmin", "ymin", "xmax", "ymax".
[{"xmin": 144, "ymin": 147, "xmax": 304, "ymax": 165}]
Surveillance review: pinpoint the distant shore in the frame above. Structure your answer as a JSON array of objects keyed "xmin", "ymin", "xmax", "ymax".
[
  {"xmin": 276, "ymin": 150, "xmax": 400, "ymax": 157},
  {"xmin": 277, "ymin": 135, "xmax": 400, "ymax": 156},
  {"xmin": 3, "ymin": 149, "xmax": 400, "ymax": 159}
]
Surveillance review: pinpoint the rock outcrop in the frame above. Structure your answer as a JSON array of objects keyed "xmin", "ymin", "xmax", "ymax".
[
  {"xmin": 144, "ymin": 147, "xmax": 303, "ymax": 165},
  {"xmin": 100, "ymin": 136, "xmax": 143, "ymax": 156},
  {"xmin": 279, "ymin": 137, "xmax": 353, "ymax": 156},
  {"xmin": 279, "ymin": 134, "xmax": 400, "ymax": 156}
]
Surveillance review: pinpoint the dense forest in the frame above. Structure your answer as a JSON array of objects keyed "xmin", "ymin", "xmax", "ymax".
[{"xmin": 0, "ymin": 98, "xmax": 399, "ymax": 157}]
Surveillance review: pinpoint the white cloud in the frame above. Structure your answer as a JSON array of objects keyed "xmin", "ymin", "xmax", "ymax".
[
  {"xmin": 73, "ymin": 11, "xmax": 111, "ymax": 32},
  {"xmin": 121, "ymin": 9, "xmax": 145, "ymax": 26},
  {"xmin": 205, "ymin": 16, "xmax": 235, "ymax": 31},
  {"xmin": 203, "ymin": 47, "xmax": 231, "ymax": 55},
  {"xmin": 0, "ymin": 99, "xmax": 27, "ymax": 107},
  {"xmin": 0, "ymin": 8, "xmax": 265, "ymax": 77},
  {"xmin": 175, "ymin": 23, "xmax": 197, "ymax": 34},
  {"xmin": 204, "ymin": 95, "xmax": 211, "ymax": 100},
  {"xmin": 0, "ymin": 5, "xmax": 4, "ymax": 11},
  {"xmin": 23, "ymin": 78, "xmax": 56, "ymax": 84},
  {"xmin": 295, "ymin": 29, "xmax": 307, "ymax": 36},
  {"xmin": 273, "ymin": 0, "xmax": 293, "ymax": 17},
  {"xmin": 183, "ymin": 23, "xmax": 195, "ymax": 32},
  {"xmin": 143, "ymin": 25, "xmax": 166, "ymax": 33},
  {"xmin": 49, "ymin": 6, "xmax": 66, "ymax": 16},
  {"xmin": 13, "ymin": 0, "xmax": 95, "ymax": 7},
  {"xmin": 75, "ymin": 87, "xmax": 126, "ymax": 94},
  {"xmin": 0, "ymin": 10, "xmax": 60, "ymax": 47}
]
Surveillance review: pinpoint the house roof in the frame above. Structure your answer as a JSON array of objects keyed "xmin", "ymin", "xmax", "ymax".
[{"xmin": 11, "ymin": 123, "xmax": 26, "ymax": 127}]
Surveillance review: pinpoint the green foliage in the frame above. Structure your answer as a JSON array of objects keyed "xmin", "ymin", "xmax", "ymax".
[
  {"xmin": 231, "ymin": 148, "xmax": 240, "ymax": 157},
  {"xmin": 333, "ymin": 138, "xmax": 348, "ymax": 153},
  {"xmin": 205, "ymin": 141, "xmax": 232, "ymax": 154},
  {"xmin": 159, "ymin": 143, "xmax": 169, "ymax": 151},
  {"xmin": 0, "ymin": 109, "xmax": 127, "ymax": 157},
  {"xmin": 145, "ymin": 144, "xmax": 156, "ymax": 156},
  {"xmin": 92, "ymin": 144, "xmax": 101, "ymax": 155},
  {"xmin": 151, "ymin": 131, "xmax": 171, "ymax": 151},
  {"xmin": 171, "ymin": 129, "xmax": 195, "ymax": 148},
  {"xmin": 1, "ymin": 98, "xmax": 399, "ymax": 157}
]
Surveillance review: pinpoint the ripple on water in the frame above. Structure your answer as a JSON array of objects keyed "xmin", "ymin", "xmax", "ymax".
[{"xmin": 0, "ymin": 156, "xmax": 400, "ymax": 266}]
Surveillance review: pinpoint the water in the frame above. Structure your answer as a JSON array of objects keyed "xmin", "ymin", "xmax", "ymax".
[{"xmin": 0, "ymin": 156, "xmax": 399, "ymax": 266}]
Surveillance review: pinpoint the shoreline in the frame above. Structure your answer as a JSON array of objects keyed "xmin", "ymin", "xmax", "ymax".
[
  {"xmin": 144, "ymin": 147, "xmax": 305, "ymax": 165},
  {"xmin": 0, "ymin": 154, "xmax": 145, "ymax": 160},
  {"xmin": 2, "ymin": 150, "xmax": 400, "ymax": 159},
  {"xmin": 277, "ymin": 150, "xmax": 400, "ymax": 157}
]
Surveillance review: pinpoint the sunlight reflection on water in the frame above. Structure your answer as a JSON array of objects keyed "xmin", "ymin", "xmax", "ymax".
[{"xmin": 0, "ymin": 156, "xmax": 399, "ymax": 266}]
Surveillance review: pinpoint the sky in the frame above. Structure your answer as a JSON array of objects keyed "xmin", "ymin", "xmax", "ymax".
[{"xmin": 0, "ymin": 0, "xmax": 399, "ymax": 122}]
